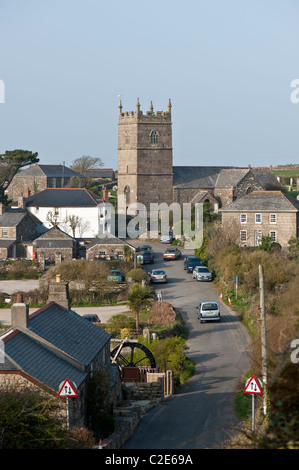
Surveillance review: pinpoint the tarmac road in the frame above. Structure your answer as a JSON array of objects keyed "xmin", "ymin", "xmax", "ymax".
[{"xmin": 122, "ymin": 239, "xmax": 251, "ymax": 449}]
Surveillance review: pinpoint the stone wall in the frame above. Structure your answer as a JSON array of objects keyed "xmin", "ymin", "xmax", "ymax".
[{"xmin": 122, "ymin": 376, "xmax": 164, "ymax": 401}]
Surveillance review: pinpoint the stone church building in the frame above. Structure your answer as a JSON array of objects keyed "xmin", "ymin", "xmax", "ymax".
[{"xmin": 117, "ymin": 99, "xmax": 281, "ymax": 213}]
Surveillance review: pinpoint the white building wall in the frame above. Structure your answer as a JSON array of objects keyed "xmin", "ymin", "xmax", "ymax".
[{"xmin": 27, "ymin": 205, "xmax": 109, "ymax": 238}]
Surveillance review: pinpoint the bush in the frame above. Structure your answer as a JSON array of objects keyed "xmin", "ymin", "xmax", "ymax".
[
  {"xmin": 149, "ymin": 301, "xmax": 176, "ymax": 324},
  {"xmin": 125, "ymin": 268, "xmax": 147, "ymax": 283},
  {"xmin": 105, "ymin": 314, "xmax": 136, "ymax": 337}
]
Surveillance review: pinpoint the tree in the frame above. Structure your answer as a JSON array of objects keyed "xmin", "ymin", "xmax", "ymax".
[
  {"xmin": 127, "ymin": 283, "xmax": 152, "ymax": 332},
  {"xmin": 70, "ymin": 155, "xmax": 104, "ymax": 176},
  {"xmin": 67, "ymin": 214, "xmax": 80, "ymax": 238},
  {"xmin": 0, "ymin": 149, "xmax": 39, "ymax": 203}
]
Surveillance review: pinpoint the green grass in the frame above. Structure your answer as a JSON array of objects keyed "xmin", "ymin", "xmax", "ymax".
[
  {"xmin": 234, "ymin": 390, "xmax": 252, "ymax": 420},
  {"xmin": 272, "ymin": 169, "xmax": 299, "ymax": 176}
]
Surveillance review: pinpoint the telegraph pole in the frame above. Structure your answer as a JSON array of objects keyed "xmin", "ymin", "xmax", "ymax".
[{"xmin": 259, "ymin": 264, "xmax": 268, "ymax": 415}]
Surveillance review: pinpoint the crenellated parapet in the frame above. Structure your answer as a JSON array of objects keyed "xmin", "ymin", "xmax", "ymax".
[{"xmin": 118, "ymin": 98, "xmax": 172, "ymax": 122}]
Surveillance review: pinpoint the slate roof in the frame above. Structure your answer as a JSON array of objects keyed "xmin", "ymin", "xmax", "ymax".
[
  {"xmin": 15, "ymin": 164, "xmax": 85, "ymax": 179},
  {"xmin": 220, "ymin": 191, "xmax": 299, "ymax": 212},
  {"xmin": 34, "ymin": 226, "xmax": 75, "ymax": 248},
  {"xmin": 173, "ymin": 166, "xmax": 250, "ymax": 189},
  {"xmin": 0, "ymin": 301, "xmax": 111, "ymax": 392},
  {"xmin": 214, "ymin": 169, "xmax": 251, "ymax": 188},
  {"xmin": 0, "ymin": 209, "xmax": 30, "ymax": 227},
  {"xmin": 28, "ymin": 302, "xmax": 111, "ymax": 365},
  {"xmin": 86, "ymin": 235, "xmax": 135, "ymax": 250},
  {"xmin": 85, "ymin": 168, "xmax": 115, "ymax": 179},
  {"xmin": 2, "ymin": 330, "xmax": 88, "ymax": 390},
  {"xmin": 173, "ymin": 166, "xmax": 280, "ymax": 191},
  {"xmin": 24, "ymin": 188, "xmax": 103, "ymax": 208}
]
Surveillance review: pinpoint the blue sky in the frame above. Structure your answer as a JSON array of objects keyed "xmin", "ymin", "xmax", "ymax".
[{"xmin": 1, "ymin": 0, "xmax": 299, "ymax": 170}]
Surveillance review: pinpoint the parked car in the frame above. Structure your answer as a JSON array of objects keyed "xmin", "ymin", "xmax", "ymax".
[
  {"xmin": 163, "ymin": 248, "xmax": 181, "ymax": 260},
  {"xmin": 192, "ymin": 266, "xmax": 212, "ymax": 281},
  {"xmin": 148, "ymin": 269, "xmax": 168, "ymax": 283},
  {"xmin": 82, "ymin": 314, "xmax": 101, "ymax": 324},
  {"xmin": 184, "ymin": 256, "xmax": 203, "ymax": 272},
  {"xmin": 160, "ymin": 231, "xmax": 174, "ymax": 243},
  {"xmin": 197, "ymin": 301, "xmax": 220, "ymax": 322},
  {"xmin": 107, "ymin": 270, "xmax": 125, "ymax": 282},
  {"xmin": 136, "ymin": 245, "xmax": 154, "ymax": 258},
  {"xmin": 137, "ymin": 251, "xmax": 154, "ymax": 264}
]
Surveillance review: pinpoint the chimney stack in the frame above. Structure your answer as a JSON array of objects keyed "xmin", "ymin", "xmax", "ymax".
[
  {"xmin": 47, "ymin": 274, "xmax": 71, "ymax": 311},
  {"xmin": 11, "ymin": 293, "xmax": 29, "ymax": 329}
]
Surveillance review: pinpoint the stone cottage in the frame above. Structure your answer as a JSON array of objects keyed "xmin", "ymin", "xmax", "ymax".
[
  {"xmin": 33, "ymin": 225, "xmax": 77, "ymax": 265},
  {"xmin": 0, "ymin": 279, "xmax": 121, "ymax": 427},
  {"xmin": 219, "ymin": 190, "xmax": 299, "ymax": 247},
  {"xmin": 5, "ymin": 164, "xmax": 85, "ymax": 202},
  {"xmin": 0, "ymin": 203, "xmax": 43, "ymax": 259},
  {"xmin": 85, "ymin": 235, "xmax": 135, "ymax": 261}
]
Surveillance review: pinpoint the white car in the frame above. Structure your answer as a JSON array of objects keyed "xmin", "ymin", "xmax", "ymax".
[
  {"xmin": 148, "ymin": 269, "xmax": 168, "ymax": 283},
  {"xmin": 192, "ymin": 266, "xmax": 212, "ymax": 281},
  {"xmin": 197, "ymin": 301, "xmax": 220, "ymax": 322},
  {"xmin": 160, "ymin": 231, "xmax": 174, "ymax": 243}
]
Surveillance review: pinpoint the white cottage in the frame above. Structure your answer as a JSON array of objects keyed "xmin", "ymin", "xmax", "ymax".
[{"xmin": 17, "ymin": 188, "xmax": 112, "ymax": 239}]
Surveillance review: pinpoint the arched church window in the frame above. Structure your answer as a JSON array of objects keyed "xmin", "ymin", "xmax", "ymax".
[
  {"xmin": 246, "ymin": 186, "xmax": 254, "ymax": 194},
  {"xmin": 150, "ymin": 130, "xmax": 159, "ymax": 145}
]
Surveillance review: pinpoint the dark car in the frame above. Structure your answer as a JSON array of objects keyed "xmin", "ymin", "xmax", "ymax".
[
  {"xmin": 82, "ymin": 314, "xmax": 101, "ymax": 324},
  {"xmin": 137, "ymin": 251, "xmax": 154, "ymax": 265},
  {"xmin": 183, "ymin": 256, "xmax": 203, "ymax": 273},
  {"xmin": 136, "ymin": 245, "xmax": 154, "ymax": 258}
]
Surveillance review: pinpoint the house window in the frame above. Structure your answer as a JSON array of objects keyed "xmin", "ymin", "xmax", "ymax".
[
  {"xmin": 150, "ymin": 130, "xmax": 159, "ymax": 144},
  {"xmin": 240, "ymin": 230, "xmax": 247, "ymax": 242},
  {"xmin": 99, "ymin": 251, "xmax": 106, "ymax": 256},
  {"xmin": 240, "ymin": 213, "xmax": 247, "ymax": 224},
  {"xmin": 269, "ymin": 231, "xmax": 277, "ymax": 242},
  {"xmin": 269, "ymin": 213, "xmax": 277, "ymax": 224},
  {"xmin": 255, "ymin": 213, "xmax": 262, "ymax": 224},
  {"xmin": 2, "ymin": 229, "xmax": 8, "ymax": 237}
]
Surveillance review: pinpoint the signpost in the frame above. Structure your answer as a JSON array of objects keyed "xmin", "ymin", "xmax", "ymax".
[
  {"xmin": 234, "ymin": 275, "xmax": 241, "ymax": 299},
  {"xmin": 244, "ymin": 375, "xmax": 263, "ymax": 433},
  {"xmin": 58, "ymin": 379, "xmax": 78, "ymax": 431}
]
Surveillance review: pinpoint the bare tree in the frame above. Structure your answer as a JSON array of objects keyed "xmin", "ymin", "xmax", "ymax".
[{"xmin": 70, "ymin": 155, "xmax": 104, "ymax": 176}]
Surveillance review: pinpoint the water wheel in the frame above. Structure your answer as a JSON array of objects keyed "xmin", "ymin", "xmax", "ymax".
[{"xmin": 110, "ymin": 341, "xmax": 156, "ymax": 369}]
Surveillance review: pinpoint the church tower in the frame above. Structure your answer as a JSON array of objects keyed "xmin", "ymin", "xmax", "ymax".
[{"xmin": 117, "ymin": 98, "xmax": 173, "ymax": 215}]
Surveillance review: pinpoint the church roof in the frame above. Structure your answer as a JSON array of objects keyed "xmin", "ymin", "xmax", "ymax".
[{"xmin": 173, "ymin": 166, "xmax": 249, "ymax": 189}]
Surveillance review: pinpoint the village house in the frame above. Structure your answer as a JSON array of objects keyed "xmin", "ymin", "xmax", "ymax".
[
  {"xmin": 0, "ymin": 203, "xmax": 44, "ymax": 259},
  {"xmin": 32, "ymin": 225, "xmax": 77, "ymax": 265},
  {"xmin": 0, "ymin": 278, "xmax": 121, "ymax": 427},
  {"xmin": 219, "ymin": 190, "xmax": 299, "ymax": 247},
  {"xmin": 5, "ymin": 164, "xmax": 85, "ymax": 202},
  {"xmin": 85, "ymin": 235, "xmax": 135, "ymax": 261},
  {"xmin": 16, "ymin": 187, "xmax": 112, "ymax": 240}
]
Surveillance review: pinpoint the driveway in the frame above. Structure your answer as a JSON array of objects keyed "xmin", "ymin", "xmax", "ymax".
[{"xmin": 122, "ymin": 239, "xmax": 251, "ymax": 449}]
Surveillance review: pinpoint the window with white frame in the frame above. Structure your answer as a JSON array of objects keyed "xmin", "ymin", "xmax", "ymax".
[
  {"xmin": 269, "ymin": 213, "xmax": 277, "ymax": 224},
  {"xmin": 269, "ymin": 231, "xmax": 277, "ymax": 242},
  {"xmin": 240, "ymin": 230, "xmax": 247, "ymax": 242},
  {"xmin": 255, "ymin": 213, "xmax": 262, "ymax": 224},
  {"xmin": 240, "ymin": 213, "xmax": 247, "ymax": 224}
]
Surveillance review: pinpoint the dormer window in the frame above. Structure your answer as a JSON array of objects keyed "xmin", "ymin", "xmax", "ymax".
[{"xmin": 150, "ymin": 130, "xmax": 159, "ymax": 145}]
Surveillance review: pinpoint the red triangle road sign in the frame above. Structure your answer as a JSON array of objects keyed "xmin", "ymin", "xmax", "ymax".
[
  {"xmin": 58, "ymin": 379, "xmax": 78, "ymax": 397},
  {"xmin": 244, "ymin": 375, "xmax": 263, "ymax": 395}
]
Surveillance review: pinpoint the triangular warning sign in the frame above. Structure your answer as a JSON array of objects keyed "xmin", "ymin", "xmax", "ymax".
[
  {"xmin": 58, "ymin": 379, "xmax": 78, "ymax": 397},
  {"xmin": 244, "ymin": 375, "xmax": 263, "ymax": 395}
]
